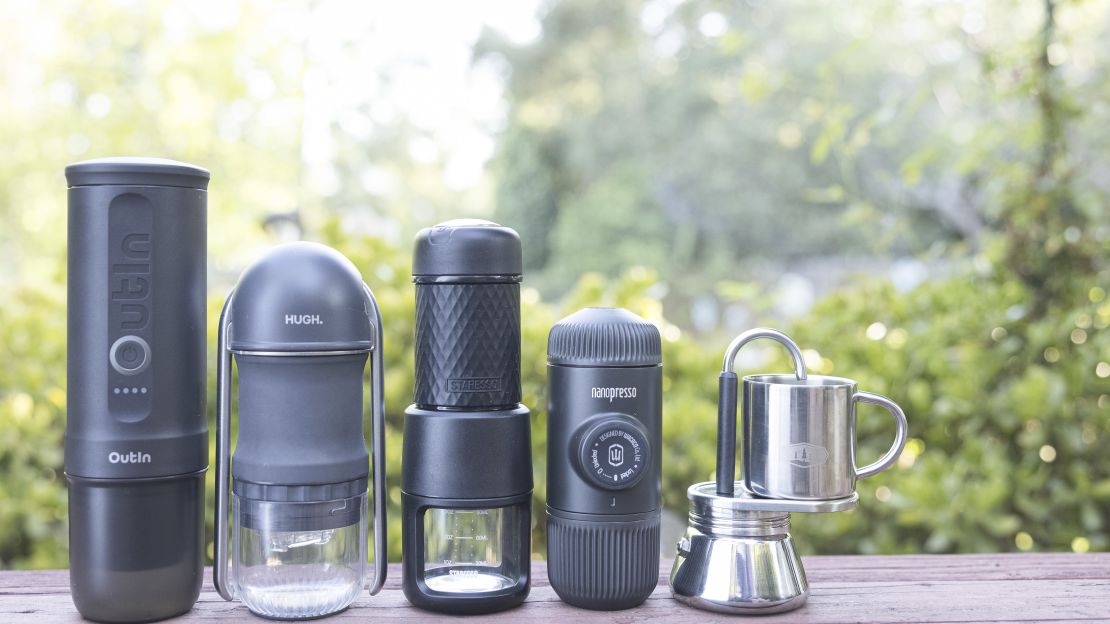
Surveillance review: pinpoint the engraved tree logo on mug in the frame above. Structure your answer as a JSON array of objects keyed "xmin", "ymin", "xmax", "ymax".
[{"xmin": 787, "ymin": 443, "xmax": 829, "ymax": 468}]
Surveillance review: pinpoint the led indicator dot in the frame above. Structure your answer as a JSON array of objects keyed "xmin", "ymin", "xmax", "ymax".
[
  {"xmin": 122, "ymin": 388, "xmax": 130, "ymax": 394},
  {"xmin": 113, "ymin": 388, "xmax": 120, "ymax": 394},
  {"xmin": 140, "ymin": 387, "xmax": 148, "ymax": 394},
  {"xmin": 131, "ymin": 387, "xmax": 138, "ymax": 394}
]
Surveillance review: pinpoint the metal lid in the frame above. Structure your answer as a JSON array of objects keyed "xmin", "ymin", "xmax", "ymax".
[
  {"xmin": 548, "ymin": 307, "xmax": 662, "ymax": 367},
  {"xmin": 412, "ymin": 218, "xmax": 522, "ymax": 278},
  {"xmin": 65, "ymin": 157, "xmax": 210, "ymax": 189},
  {"xmin": 229, "ymin": 242, "xmax": 375, "ymax": 352},
  {"xmin": 687, "ymin": 481, "xmax": 859, "ymax": 515}
]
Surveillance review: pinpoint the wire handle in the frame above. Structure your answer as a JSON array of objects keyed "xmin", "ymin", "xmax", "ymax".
[
  {"xmin": 213, "ymin": 295, "xmax": 234, "ymax": 601},
  {"xmin": 715, "ymin": 328, "xmax": 807, "ymax": 497},
  {"xmin": 363, "ymin": 284, "xmax": 388, "ymax": 596}
]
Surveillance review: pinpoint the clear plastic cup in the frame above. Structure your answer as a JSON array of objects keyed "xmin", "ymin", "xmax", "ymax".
[
  {"xmin": 422, "ymin": 506, "xmax": 523, "ymax": 593},
  {"xmin": 232, "ymin": 493, "xmax": 367, "ymax": 619}
]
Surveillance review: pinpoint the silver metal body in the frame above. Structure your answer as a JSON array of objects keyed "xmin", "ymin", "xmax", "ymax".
[
  {"xmin": 744, "ymin": 374, "xmax": 909, "ymax": 500},
  {"xmin": 672, "ymin": 327, "xmax": 903, "ymax": 615},
  {"xmin": 670, "ymin": 482, "xmax": 858, "ymax": 614},
  {"xmin": 212, "ymin": 286, "xmax": 389, "ymax": 602}
]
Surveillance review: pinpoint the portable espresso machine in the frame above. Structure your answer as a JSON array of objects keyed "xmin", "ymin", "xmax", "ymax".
[
  {"xmin": 212, "ymin": 242, "xmax": 387, "ymax": 619},
  {"xmin": 65, "ymin": 158, "xmax": 209, "ymax": 622},
  {"xmin": 671, "ymin": 328, "xmax": 908, "ymax": 614},
  {"xmin": 546, "ymin": 308, "xmax": 662, "ymax": 610},
  {"xmin": 402, "ymin": 220, "xmax": 532, "ymax": 614}
]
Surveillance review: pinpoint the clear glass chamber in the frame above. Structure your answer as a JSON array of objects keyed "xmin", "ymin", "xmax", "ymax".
[
  {"xmin": 422, "ymin": 505, "xmax": 524, "ymax": 593},
  {"xmin": 232, "ymin": 493, "xmax": 367, "ymax": 619}
]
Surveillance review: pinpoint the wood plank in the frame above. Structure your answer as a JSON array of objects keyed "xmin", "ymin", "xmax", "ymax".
[{"xmin": 1, "ymin": 555, "xmax": 1108, "ymax": 623}]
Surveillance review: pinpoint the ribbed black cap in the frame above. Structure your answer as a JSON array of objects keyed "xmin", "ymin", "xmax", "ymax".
[
  {"xmin": 548, "ymin": 307, "xmax": 662, "ymax": 367},
  {"xmin": 412, "ymin": 219, "xmax": 522, "ymax": 278},
  {"xmin": 65, "ymin": 157, "xmax": 210, "ymax": 189}
]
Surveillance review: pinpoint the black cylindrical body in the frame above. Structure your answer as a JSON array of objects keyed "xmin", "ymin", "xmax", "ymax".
[
  {"xmin": 546, "ymin": 307, "xmax": 662, "ymax": 610},
  {"xmin": 402, "ymin": 220, "xmax": 531, "ymax": 614},
  {"xmin": 65, "ymin": 157, "xmax": 208, "ymax": 622}
]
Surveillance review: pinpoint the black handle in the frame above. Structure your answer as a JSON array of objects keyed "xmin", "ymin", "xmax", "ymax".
[
  {"xmin": 715, "ymin": 372, "xmax": 738, "ymax": 496},
  {"xmin": 714, "ymin": 328, "xmax": 808, "ymax": 497}
]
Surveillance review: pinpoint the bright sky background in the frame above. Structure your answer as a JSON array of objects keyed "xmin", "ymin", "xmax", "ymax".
[
  {"xmin": 286, "ymin": 0, "xmax": 544, "ymax": 195},
  {"xmin": 2, "ymin": 0, "xmax": 543, "ymax": 190}
]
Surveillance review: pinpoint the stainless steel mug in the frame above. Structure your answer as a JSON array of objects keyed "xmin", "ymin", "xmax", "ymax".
[{"xmin": 743, "ymin": 374, "xmax": 908, "ymax": 500}]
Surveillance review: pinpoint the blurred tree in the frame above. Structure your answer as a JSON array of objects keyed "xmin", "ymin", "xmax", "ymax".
[
  {"xmin": 0, "ymin": 0, "xmax": 1108, "ymax": 571},
  {"xmin": 481, "ymin": 0, "xmax": 1109, "ymax": 316},
  {"xmin": 715, "ymin": 0, "xmax": 1110, "ymax": 554}
]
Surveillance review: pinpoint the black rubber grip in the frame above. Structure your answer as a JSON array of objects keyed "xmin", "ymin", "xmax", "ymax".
[
  {"xmin": 414, "ymin": 282, "xmax": 521, "ymax": 409},
  {"xmin": 716, "ymin": 372, "xmax": 738, "ymax": 496},
  {"xmin": 546, "ymin": 511, "xmax": 660, "ymax": 610}
]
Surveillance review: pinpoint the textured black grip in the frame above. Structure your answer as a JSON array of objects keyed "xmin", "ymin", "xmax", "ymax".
[
  {"xmin": 716, "ymin": 371, "xmax": 739, "ymax": 496},
  {"xmin": 414, "ymin": 282, "xmax": 521, "ymax": 408},
  {"xmin": 546, "ymin": 512, "xmax": 660, "ymax": 610}
]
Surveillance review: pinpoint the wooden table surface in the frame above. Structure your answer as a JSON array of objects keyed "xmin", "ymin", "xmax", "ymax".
[{"xmin": 2, "ymin": 554, "xmax": 1108, "ymax": 622}]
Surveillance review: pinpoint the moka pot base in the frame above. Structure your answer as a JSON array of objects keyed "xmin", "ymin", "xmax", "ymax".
[{"xmin": 670, "ymin": 482, "xmax": 858, "ymax": 615}]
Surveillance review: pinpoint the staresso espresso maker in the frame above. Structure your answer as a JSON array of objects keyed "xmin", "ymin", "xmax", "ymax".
[
  {"xmin": 212, "ymin": 242, "xmax": 387, "ymax": 619},
  {"xmin": 671, "ymin": 328, "xmax": 908, "ymax": 614},
  {"xmin": 401, "ymin": 220, "xmax": 532, "ymax": 614}
]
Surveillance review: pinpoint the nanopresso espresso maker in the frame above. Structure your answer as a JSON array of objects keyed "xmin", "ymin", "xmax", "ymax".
[
  {"xmin": 546, "ymin": 308, "xmax": 663, "ymax": 610},
  {"xmin": 402, "ymin": 220, "xmax": 532, "ymax": 614},
  {"xmin": 670, "ymin": 328, "xmax": 908, "ymax": 614},
  {"xmin": 65, "ymin": 158, "xmax": 209, "ymax": 622},
  {"xmin": 212, "ymin": 242, "xmax": 388, "ymax": 619}
]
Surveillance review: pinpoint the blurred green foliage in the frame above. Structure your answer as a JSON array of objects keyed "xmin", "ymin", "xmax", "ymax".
[
  {"xmin": 2, "ymin": 221, "xmax": 1106, "ymax": 567},
  {"xmin": 1, "ymin": 0, "xmax": 1108, "ymax": 571}
]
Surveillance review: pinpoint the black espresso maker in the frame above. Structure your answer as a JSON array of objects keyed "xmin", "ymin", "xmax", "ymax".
[
  {"xmin": 401, "ymin": 219, "xmax": 532, "ymax": 614},
  {"xmin": 212, "ymin": 242, "xmax": 388, "ymax": 620},
  {"xmin": 65, "ymin": 158, "xmax": 209, "ymax": 623}
]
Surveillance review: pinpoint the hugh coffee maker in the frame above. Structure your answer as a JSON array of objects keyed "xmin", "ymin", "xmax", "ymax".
[
  {"xmin": 670, "ymin": 328, "xmax": 908, "ymax": 614},
  {"xmin": 401, "ymin": 220, "xmax": 532, "ymax": 614},
  {"xmin": 212, "ymin": 242, "xmax": 388, "ymax": 619}
]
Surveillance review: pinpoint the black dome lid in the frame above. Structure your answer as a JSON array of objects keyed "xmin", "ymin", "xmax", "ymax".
[
  {"xmin": 65, "ymin": 157, "xmax": 210, "ymax": 189},
  {"xmin": 412, "ymin": 219, "xmax": 522, "ymax": 278},
  {"xmin": 229, "ymin": 242, "xmax": 375, "ymax": 352},
  {"xmin": 548, "ymin": 307, "xmax": 662, "ymax": 367}
]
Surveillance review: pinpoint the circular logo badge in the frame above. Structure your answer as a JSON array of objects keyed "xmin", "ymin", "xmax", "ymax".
[{"xmin": 576, "ymin": 415, "xmax": 651, "ymax": 490}]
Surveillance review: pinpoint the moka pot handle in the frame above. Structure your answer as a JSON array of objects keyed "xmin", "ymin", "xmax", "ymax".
[{"xmin": 715, "ymin": 328, "xmax": 807, "ymax": 497}]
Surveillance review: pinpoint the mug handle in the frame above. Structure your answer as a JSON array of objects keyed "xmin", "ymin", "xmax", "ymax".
[{"xmin": 853, "ymin": 391, "xmax": 908, "ymax": 480}]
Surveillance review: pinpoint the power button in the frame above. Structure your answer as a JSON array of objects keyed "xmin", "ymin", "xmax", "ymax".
[{"xmin": 110, "ymin": 335, "xmax": 150, "ymax": 376}]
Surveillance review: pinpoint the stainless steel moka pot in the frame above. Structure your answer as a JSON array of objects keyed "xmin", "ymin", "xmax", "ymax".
[
  {"xmin": 212, "ymin": 242, "xmax": 387, "ymax": 619},
  {"xmin": 671, "ymin": 328, "xmax": 907, "ymax": 614}
]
